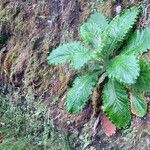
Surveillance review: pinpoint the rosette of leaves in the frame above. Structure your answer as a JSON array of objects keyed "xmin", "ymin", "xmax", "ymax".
[{"xmin": 47, "ymin": 6, "xmax": 150, "ymax": 128}]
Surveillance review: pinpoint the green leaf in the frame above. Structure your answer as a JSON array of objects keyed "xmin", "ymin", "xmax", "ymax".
[
  {"xmin": 102, "ymin": 79, "xmax": 131, "ymax": 128},
  {"xmin": 66, "ymin": 72, "xmax": 99, "ymax": 113},
  {"xmin": 130, "ymin": 92, "xmax": 147, "ymax": 117},
  {"xmin": 101, "ymin": 6, "xmax": 140, "ymax": 57},
  {"xmin": 88, "ymin": 12, "xmax": 108, "ymax": 29},
  {"xmin": 80, "ymin": 23, "xmax": 102, "ymax": 48},
  {"xmin": 80, "ymin": 12, "xmax": 108, "ymax": 48},
  {"xmin": 47, "ymin": 42, "xmax": 95, "ymax": 69},
  {"xmin": 124, "ymin": 27, "xmax": 150, "ymax": 55},
  {"xmin": 107, "ymin": 54, "xmax": 140, "ymax": 84},
  {"xmin": 132, "ymin": 60, "xmax": 150, "ymax": 92}
]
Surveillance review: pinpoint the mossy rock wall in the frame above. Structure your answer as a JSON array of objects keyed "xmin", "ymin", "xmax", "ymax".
[
  {"xmin": 0, "ymin": 0, "xmax": 115, "ymax": 128},
  {"xmin": 0, "ymin": 0, "xmax": 150, "ymax": 149}
]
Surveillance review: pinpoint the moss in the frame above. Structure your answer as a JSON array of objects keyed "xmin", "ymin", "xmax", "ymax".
[
  {"xmin": 0, "ymin": 91, "xmax": 76, "ymax": 150},
  {"xmin": 3, "ymin": 50, "xmax": 20, "ymax": 75},
  {"xmin": 14, "ymin": 21, "xmax": 24, "ymax": 31}
]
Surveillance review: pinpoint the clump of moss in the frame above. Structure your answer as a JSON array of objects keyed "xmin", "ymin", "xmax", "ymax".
[{"xmin": 0, "ymin": 90, "xmax": 73, "ymax": 150}]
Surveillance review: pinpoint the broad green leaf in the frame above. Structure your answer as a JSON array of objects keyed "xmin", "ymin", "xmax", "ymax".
[
  {"xmin": 130, "ymin": 92, "xmax": 147, "ymax": 117},
  {"xmin": 80, "ymin": 12, "xmax": 108, "ymax": 48},
  {"xmin": 124, "ymin": 27, "xmax": 150, "ymax": 55},
  {"xmin": 47, "ymin": 42, "xmax": 95, "ymax": 70},
  {"xmin": 132, "ymin": 60, "xmax": 150, "ymax": 92},
  {"xmin": 107, "ymin": 54, "xmax": 140, "ymax": 84},
  {"xmin": 88, "ymin": 12, "xmax": 108, "ymax": 29},
  {"xmin": 80, "ymin": 23, "xmax": 102, "ymax": 48},
  {"xmin": 102, "ymin": 79, "xmax": 131, "ymax": 128},
  {"xmin": 66, "ymin": 72, "xmax": 99, "ymax": 113},
  {"xmin": 101, "ymin": 6, "xmax": 140, "ymax": 57}
]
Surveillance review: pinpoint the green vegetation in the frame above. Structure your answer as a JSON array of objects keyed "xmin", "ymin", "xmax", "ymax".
[
  {"xmin": 0, "ymin": 14, "xmax": 10, "ymax": 50},
  {"xmin": 52, "ymin": 97, "xmax": 59, "ymax": 105},
  {"xmin": 0, "ymin": 91, "xmax": 72, "ymax": 150},
  {"xmin": 48, "ymin": 6, "xmax": 150, "ymax": 128}
]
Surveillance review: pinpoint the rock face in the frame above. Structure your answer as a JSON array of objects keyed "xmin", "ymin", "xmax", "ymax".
[
  {"xmin": 0, "ymin": 0, "xmax": 116, "ymax": 92},
  {"xmin": 0, "ymin": 0, "xmax": 114, "ymax": 129},
  {"xmin": 0, "ymin": 0, "xmax": 150, "ymax": 149}
]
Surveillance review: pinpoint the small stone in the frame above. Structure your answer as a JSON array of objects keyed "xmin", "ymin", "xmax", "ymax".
[{"xmin": 116, "ymin": 5, "xmax": 122, "ymax": 15}]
